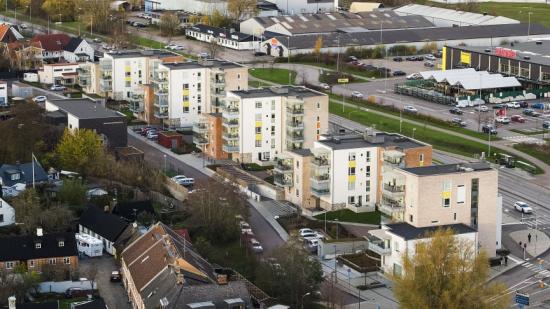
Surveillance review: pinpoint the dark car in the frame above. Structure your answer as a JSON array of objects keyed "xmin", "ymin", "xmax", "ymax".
[
  {"xmin": 493, "ymin": 104, "xmax": 505, "ymax": 109},
  {"xmin": 435, "ymin": 51, "xmax": 443, "ymax": 58},
  {"xmin": 393, "ymin": 57, "xmax": 403, "ymax": 62},
  {"xmin": 543, "ymin": 121, "xmax": 550, "ymax": 129},
  {"xmin": 518, "ymin": 101, "xmax": 529, "ymax": 108},
  {"xmin": 110, "ymin": 270, "xmax": 121, "ymax": 282},
  {"xmin": 482, "ymin": 124, "xmax": 498, "ymax": 135},
  {"xmin": 416, "ymin": 56, "xmax": 424, "ymax": 61},
  {"xmin": 523, "ymin": 108, "xmax": 535, "ymax": 116},
  {"xmin": 393, "ymin": 70, "xmax": 406, "ymax": 76},
  {"xmin": 449, "ymin": 107, "xmax": 463, "ymax": 115},
  {"xmin": 254, "ymin": 51, "xmax": 267, "ymax": 56}
]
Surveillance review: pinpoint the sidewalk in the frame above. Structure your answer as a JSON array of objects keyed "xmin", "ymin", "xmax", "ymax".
[{"xmin": 510, "ymin": 229, "xmax": 550, "ymax": 259}]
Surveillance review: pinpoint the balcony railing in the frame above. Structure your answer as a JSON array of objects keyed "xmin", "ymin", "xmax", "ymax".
[
  {"xmin": 368, "ymin": 241, "xmax": 391, "ymax": 255},
  {"xmin": 379, "ymin": 204, "xmax": 404, "ymax": 218},
  {"xmin": 274, "ymin": 162, "xmax": 293, "ymax": 174},
  {"xmin": 129, "ymin": 101, "xmax": 144, "ymax": 113},
  {"xmin": 222, "ymin": 118, "xmax": 239, "ymax": 127},
  {"xmin": 154, "ymin": 111, "xmax": 168, "ymax": 119},
  {"xmin": 274, "ymin": 174, "xmax": 293, "ymax": 187},
  {"xmin": 287, "ymin": 132, "xmax": 304, "ymax": 142},
  {"xmin": 311, "ymin": 180, "xmax": 330, "ymax": 196},
  {"xmin": 222, "ymin": 132, "xmax": 239, "ymax": 141},
  {"xmin": 286, "ymin": 107, "xmax": 304, "ymax": 115},
  {"xmin": 383, "ymin": 184, "xmax": 405, "ymax": 193},
  {"xmin": 223, "ymin": 144, "xmax": 239, "ymax": 153},
  {"xmin": 311, "ymin": 157, "xmax": 330, "ymax": 168},
  {"xmin": 286, "ymin": 121, "xmax": 304, "ymax": 130},
  {"xmin": 193, "ymin": 123, "xmax": 209, "ymax": 133},
  {"xmin": 193, "ymin": 134, "xmax": 209, "ymax": 145}
]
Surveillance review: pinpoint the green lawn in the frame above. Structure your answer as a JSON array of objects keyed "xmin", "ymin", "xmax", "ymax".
[
  {"xmin": 513, "ymin": 143, "xmax": 550, "ymax": 166},
  {"xmin": 330, "ymin": 101, "xmax": 544, "ymax": 174},
  {"xmin": 314, "ymin": 209, "xmax": 381, "ymax": 225},
  {"xmin": 510, "ymin": 129, "xmax": 548, "ymax": 136},
  {"xmin": 249, "ymin": 68, "xmax": 297, "ymax": 85}
]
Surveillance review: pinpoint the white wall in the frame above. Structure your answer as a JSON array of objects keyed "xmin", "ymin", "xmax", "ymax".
[
  {"xmin": 0, "ymin": 198, "xmax": 15, "ymax": 226},
  {"xmin": 0, "ymin": 82, "xmax": 7, "ymax": 107},
  {"xmin": 267, "ymin": 0, "xmax": 335, "ymax": 14},
  {"xmin": 166, "ymin": 66, "xmax": 207, "ymax": 128},
  {"xmin": 63, "ymin": 40, "xmax": 94, "ymax": 63},
  {"xmin": 67, "ymin": 114, "xmax": 80, "ymax": 131},
  {"xmin": 38, "ymin": 64, "xmax": 79, "ymax": 85},
  {"xmin": 79, "ymin": 224, "xmax": 116, "ymax": 255},
  {"xmin": 152, "ymin": 0, "xmax": 227, "ymax": 14}
]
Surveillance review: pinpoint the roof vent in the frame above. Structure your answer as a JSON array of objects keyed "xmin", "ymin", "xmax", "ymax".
[
  {"xmin": 524, "ymin": 56, "xmax": 531, "ymax": 60},
  {"xmin": 484, "ymin": 48, "xmax": 491, "ymax": 53},
  {"xmin": 333, "ymin": 137, "xmax": 341, "ymax": 144},
  {"xmin": 536, "ymin": 41, "xmax": 543, "ymax": 45}
]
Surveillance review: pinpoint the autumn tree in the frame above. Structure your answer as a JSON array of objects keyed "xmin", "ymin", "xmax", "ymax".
[
  {"xmin": 78, "ymin": 0, "xmax": 113, "ymax": 35},
  {"xmin": 41, "ymin": 0, "xmax": 78, "ymax": 22},
  {"xmin": 0, "ymin": 268, "xmax": 40, "ymax": 304},
  {"xmin": 391, "ymin": 228, "xmax": 510, "ymax": 309},
  {"xmin": 314, "ymin": 36, "xmax": 323, "ymax": 63},
  {"xmin": 159, "ymin": 12, "xmax": 181, "ymax": 39},
  {"xmin": 57, "ymin": 178, "xmax": 87, "ymax": 215},
  {"xmin": 55, "ymin": 128, "xmax": 106, "ymax": 176},
  {"xmin": 255, "ymin": 242, "xmax": 323, "ymax": 308},
  {"xmin": 210, "ymin": 9, "xmax": 230, "ymax": 28},
  {"xmin": 206, "ymin": 38, "xmax": 220, "ymax": 59},
  {"xmin": 227, "ymin": 0, "xmax": 257, "ymax": 21}
]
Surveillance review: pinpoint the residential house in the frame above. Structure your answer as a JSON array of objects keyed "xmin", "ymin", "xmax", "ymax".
[
  {"xmin": 3, "ymin": 40, "xmax": 43, "ymax": 70},
  {"xmin": 211, "ymin": 86, "xmax": 328, "ymax": 165},
  {"xmin": 121, "ymin": 222, "xmax": 253, "ymax": 309},
  {"xmin": 0, "ymin": 80, "xmax": 7, "ymax": 107},
  {"xmin": 0, "ymin": 161, "xmax": 49, "ymax": 195},
  {"xmin": 31, "ymin": 34, "xmax": 71, "ymax": 61},
  {"xmin": 78, "ymin": 205, "xmax": 130, "ymax": 255},
  {"xmin": 38, "ymin": 63, "xmax": 79, "ymax": 86},
  {"xmin": 0, "ymin": 24, "xmax": 24, "ymax": 43},
  {"xmin": 4, "ymin": 296, "xmax": 107, "ymax": 309},
  {"xmin": 153, "ymin": 59, "xmax": 248, "ymax": 129},
  {"xmin": 63, "ymin": 37, "xmax": 94, "ymax": 63},
  {"xmin": 45, "ymin": 98, "xmax": 128, "ymax": 147},
  {"xmin": 185, "ymin": 24, "xmax": 259, "ymax": 51},
  {"xmin": 0, "ymin": 229, "xmax": 78, "ymax": 273},
  {"xmin": 0, "ymin": 197, "xmax": 15, "ymax": 227}
]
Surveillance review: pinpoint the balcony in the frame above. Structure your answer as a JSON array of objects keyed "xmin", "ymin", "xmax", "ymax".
[
  {"xmin": 99, "ymin": 79, "xmax": 112, "ymax": 92},
  {"xmin": 222, "ymin": 132, "xmax": 239, "ymax": 141},
  {"xmin": 311, "ymin": 177, "xmax": 330, "ymax": 197},
  {"xmin": 100, "ymin": 61, "xmax": 112, "ymax": 71},
  {"xmin": 153, "ymin": 73, "xmax": 168, "ymax": 83},
  {"xmin": 222, "ymin": 118, "xmax": 239, "ymax": 128},
  {"xmin": 367, "ymin": 239, "xmax": 391, "ymax": 255},
  {"xmin": 383, "ymin": 184, "xmax": 405, "ymax": 198},
  {"xmin": 379, "ymin": 204, "xmax": 404, "ymax": 219},
  {"xmin": 223, "ymin": 143, "xmax": 239, "ymax": 153},
  {"xmin": 286, "ymin": 107, "xmax": 304, "ymax": 116},
  {"xmin": 311, "ymin": 156, "xmax": 330, "ymax": 168},
  {"xmin": 274, "ymin": 158, "xmax": 293, "ymax": 174},
  {"xmin": 129, "ymin": 101, "xmax": 144, "ymax": 113},
  {"xmin": 274, "ymin": 174, "xmax": 293, "ymax": 187},
  {"xmin": 383, "ymin": 150, "xmax": 405, "ymax": 166},
  {"xmin": 223, "ymin": 106, "xmax": 240, "ymax": 119},
  {"xmin": 154, "ymin": 111, "xmax": 168, "ymax": 119},
  {"xmin": 193, "ymin": 133, "xmax": 209, "ymax": 145},
  {"xmin": 287, "ymin": 132, "xmax": 304, "ymax": 142},
  {"xmin": 286, "ymin": 121, "xmax": 304, "ymax": 130},
  {"xmin": 193, "ymin": 122, "xmax": 209, "ymax": 134}
]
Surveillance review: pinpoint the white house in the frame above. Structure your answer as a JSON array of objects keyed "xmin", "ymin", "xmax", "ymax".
[
  {"xmin": 63, "ymin": 37, "xmax": 94, "ymax": 63},
  {"xmin": 0, "ymin": 80, "xmax": 7, "ymax": 107},
  {"xmin": 0, "ymin": 197, "xmax": 15, "ymax": 227},
  {"xmin": 185, "ymin": 24, "xmax": 260, "ymax": 51},
  {"xmin": 78, "ymin": 206, "xmax": 129, "ymax": 256},
  {"xmin": 38, "ymin": 63, "xmax": 79, "ymax": 85}
]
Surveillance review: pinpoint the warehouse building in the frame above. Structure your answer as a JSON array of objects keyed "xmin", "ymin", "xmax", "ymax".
[
  {"xmin": 260, "ymin": 23, "xmax": 550, "ymax": 57},
  {"xmin": 443, "ymin": 41, "xmax": 550, "ymax": 89}
]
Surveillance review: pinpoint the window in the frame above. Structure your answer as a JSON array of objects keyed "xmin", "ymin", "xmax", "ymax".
[
  {"xmin": 419, "ymin": 154, "xmax": 424, "ymax": 162},
  {"xmin": 296, "ymin": 189, "xmax": 299, "ymax": 197},
  {"xmin": 348, "ymin": 153, "xmax": 356, "ymax": 161},
  {"xmin": 442, "ymin": 180, "xmax": 451, "ymax": 192},
  {"xmin": 0, "ymin": 214, "xmax": 3, "ymax": 223},
  {"xmin": 48, "ymin": 258, "xmax": 56, "ymax": 265},
  {"xmin": 431, "ymin": 220, "xmax": 439, "ymax": 224},
  {"xmin": 443, "ymin": 197, "xmax": 450, "ymax": 207},
  {"xmin": 348, "ymin": 196, "xmax": 355, "ymax": 204},
  {"xmin": 58, "ymin": 241, "xmax": 64, "ymax": 247},
  {"xmin": 409, "ymin": 214, "xmax": 413, "ymax": 223},
  {"xmin": 317, "ymin": 116, "xmax": 320, "ymax": 121},
  {"xmin": 454, "ymin": 213, "xmax": 457, "ymax": 221},
  {"xmin": 10, "ymin": 173, "xmax": 20, "ymax": 181},
  {"xmin": 394, "ymin": 242, "xmax": 400, "ymax": 253},
  {"xmin": 64, "ymin": 257, "xmax": 71, "ymax": 265},
  {"xmin": 35, "ymin": 243, "xmax": 41, "ymax": 249},
  {"xmin": 29, "ymin": 260, "xmax": 35, "ymax": 268},
  {"xmin": 365, "ymin": 194, "xmax": 370, "ymax": 203},
  {"xmin": 255, "ymin": 140, "xmax": 261, "ymax": 147},
  {"xmin": 271, "ymin": 100, "xmax": 275, "ymax": 110},
  {"xmin": 5, "ymin": 261, "xmax": 14, "ymax": 269},
  {"xmin": 348, "ymin": 167, "xmax": 356, "ymax": 176},
  {"xmin": 197, "ymin": 72, "xmax": 201, "ymax": 77},
  {"xmin": 237, "ymin": 73, "xmax": 241, "ymax": 79},
  {"xmin": 366, "ymin": 151, "xmax": 371, "ymax": 162},
  {"xmin": 197, "ymin": 94, "xmax": 202, "ymax": 103},
  {"xmin": 197, "ymin": 83, "xmax": 201, "ymax": 91},
  {"xmin": 366, "ymin": 180, "xmax": 371, "ymax": 191},
  {"xmin": 457, "ymin": 185, "xmax": 465, "ymax": 204},
  {"xmin": 255, "ymin": 127, "xmax": 261, "ymax": 134},
  {"xmin": 271, "ymin": 139, "xmax": 275, "ymax": 148},
  {"xmin": 317, "ymin": 102, "xmax": 320, "ymax": 109},
  {"xmin": 255, "ymin": 101, "xmax": 262, "ymax": 109},
  {"xmin": 366, "ymin": 166, "xmax": 371, "ymax": 177},
  {"xmin": 348, "ymin": 181, "xmax": 355, "ymax": 190}
]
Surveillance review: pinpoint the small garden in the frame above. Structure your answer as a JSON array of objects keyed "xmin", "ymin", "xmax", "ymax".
[
  {"xmin": 313, "ymin": 209, "xmax": 381, "ymax": 225},
  {"xmin": 249, "ymin": 68, "xmax": 297, "ymax": 85}
]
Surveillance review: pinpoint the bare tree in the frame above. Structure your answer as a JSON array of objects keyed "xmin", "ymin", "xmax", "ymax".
[
  {"xmin": 206, "ymin": 38, "xmax": 221, "ymax": 59},
  {"xmin": 159, "ymin": 12, "xmax": 181, "ymax": 40}
]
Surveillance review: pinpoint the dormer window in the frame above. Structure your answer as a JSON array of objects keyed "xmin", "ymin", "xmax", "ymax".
[
  {"xmin": 58, "ymin": 241, "xmax": 64, "ymax": 247},
  {"xmin": 35, "ymin": 242, "xmax": 41, "ymax": 249},
  {"xmin": 10, "ymin": 173, "xmax": 20, "ymax": 181}
]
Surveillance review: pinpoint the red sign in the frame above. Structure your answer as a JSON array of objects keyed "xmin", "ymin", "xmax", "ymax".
[{"xmin": 495, "ymin": 47, "xmax": 517, "ymax": 59}]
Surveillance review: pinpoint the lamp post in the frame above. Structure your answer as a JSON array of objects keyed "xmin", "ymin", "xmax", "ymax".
[
  {"xmin": 163, "ymin": 154, "xmax": 167, "ymax": 173},
  {"xmin": 335, "ymin": 218, "xmax": 339, "ymax": 240},
  {"xmin": 301, "ymin": 292, "xmax": 311, "ymax": 309},
  {"xmin": 527, "ymin": 11, "xmax": 533, "ymax": 39}
]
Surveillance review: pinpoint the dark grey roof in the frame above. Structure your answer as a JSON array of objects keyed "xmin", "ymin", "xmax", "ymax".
[
  {"xmin": 0, "ymin": 162, "xmax": 49, "ymax": 186},
  {"xmin": 276, "ymin": 23, "xmax": 550, "ymax": 50},
  {"xmin": 318, "ymin": 132, "xmax": 424, "ymax": 150},
  {"xmin": 289, "ymin": 149, "xmax": 312, "ymax": 156},
  {"xmin": 79, "ymin": 205, "xmax": 129, "ymax": 242},
  {"xmin": 451, "ymin": 40, "xmax": 550, "ymax": 67},
  {"xmin": 403, "ymin": 162, "xmax": 492, "ymax": 176},
  {"xmin": 162, "ymin": 59, "xmax": 244, "ymax": 70},
  {"xmin": 105, "ymin": 49, "xmax": 179, "ymax": 59},
  {"xmin": 65, "ymin": 37, "xmax": 84, "ymax": 53},
  {"xmin": 47, "ymin": 99, "xmax": 124, "ymax": 120},
  {"xmin": 72, "ymin": 299, "xmax": 107, "ymax": 309},
  {"xmin": 0, "ymin": 232, "xmax": 78, "ymax": 262},
  {"xmin": 230, "ymin": 86, "xmax": 325, "ymax": 99},
  {"xmin": 187, "ymin": 24, "xmax": 256, "ymax": 42},
  {"xmin": 386, "ymin": 222, "xmax": 477, "ymax": 240},
  {"xmin": 113, "ymin": 200, "xmax": 155, "ymax": 221}
]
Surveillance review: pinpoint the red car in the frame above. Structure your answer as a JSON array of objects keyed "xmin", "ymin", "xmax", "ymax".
[{"xmin": 511, "ymin": 115, "xmax": 526, "ymax": 123}]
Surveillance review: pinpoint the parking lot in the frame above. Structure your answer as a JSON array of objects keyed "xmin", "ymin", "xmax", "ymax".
[{"xmin": 357, "ymin": 57, "xmax": 442, "ymax": 77}]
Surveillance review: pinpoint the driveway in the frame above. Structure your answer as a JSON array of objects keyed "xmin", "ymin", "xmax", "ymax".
[{"xmin": 79, "ymin": 255, "xmax": 131, "ymax": 309}]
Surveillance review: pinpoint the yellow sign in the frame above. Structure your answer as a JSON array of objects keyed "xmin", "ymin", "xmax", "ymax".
[
  {"xmin": 441, "ymin": 47, "xmax": 447, "ymax": 71},
  {"xmin": 460, "ymin": 51, "xmax": 471, "ymax": 65},
  {"xmin": 338, "ymin": 78, "xmax": 349, "ymax": 84}
]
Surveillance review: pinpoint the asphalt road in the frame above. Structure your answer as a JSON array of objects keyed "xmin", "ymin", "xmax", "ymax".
[{"xmin": 79, "ymin": 256, "xmax": 131, "ymax": 309}]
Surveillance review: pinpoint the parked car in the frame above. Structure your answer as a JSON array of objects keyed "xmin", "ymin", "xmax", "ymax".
[
  {"xmin": 477, "ymin": 105, "xmax": 489, "ymax": 112},
  {"xmin": 348, "ymin": 56, "xmax": 358, "ymax": 62},
  {"xmin": 523, "ymin": 108, "xmax": 539, "ymax": 116},
  {"xmin": 451, "ymin": 118, "xmax": 467, "ymax": 127},
  {"xmin": 392, "ymin": 57, "xmax": 403, "ymax": 62},
  {"xmin": 32, "ymin": 95, "xmax": 47, "ymax": 103},
  {"xmin": 393, "ymin": 70, "xmax": 406, "ymax": 76},
  {"xmin": 405, "ymin": 56, "xmax": 417, "ymax": 61},
  {"xmin": 506, "ymin": 101, "xmax": 521, "ymax": 109},
  {"xmin": 424, "ymin": 61, "xmax": 434, "ymax": 68},
  {"xmin": 403, "ymin": 105, "xmax": 418, "ymax": 114},
  {"xmin": 543, "ymin": 120, "xmax": 550, "ymax": 129},
  {"xmin": 449, "ymin": 107, "xmax": 463, "ymax": 115},
  {"xmin": 351, "ymin": 91, "xmax": 363, "ymax": 99},
  {"xmin": 299, "ymin": 228, "xmax": 315, "ymax": 237},
  {"xmin": 424, "ymin": 54, "xmax": 436, "ymax": 61},
  {"xmin": 250, "ymin": 239, "xmax": 263, "ymax": 253},
  {"xmin": 165, "ymin": 44, "xmax": 184, "ymax": 50},
  {"xmin": 50, "ymin": 85, "xmax": 66, "ymax": 91},
  {"xmin": 492, "ymin": 104, "xmax": 505, "ymax": 109},
  {"xmin": 146, "ymin": 130, "xmax": 158, "ymax": 140},
  {"xmin": 406, "ymin": 73, "xmax": 421, "ymax": 80},
  {"xmin": 514, "ymin": 201, "xmax": 533, "ymax": 214},
  {"xmin": 254, "ymin": 51, "xmax": 267, "ymax": 56},
  {"xmin": 531, "ymin": 102, "xmax": 546, "ymax": 109},
  {"xmin": 110, "ymin": 270, "xmax": 121, "ymax": 282},
  {"xmin": 305, "ymin": 238, "xmax": 320, "ymax": 252},
  {"xmin": 434, "ymin": 51, "xmax": 443, "ymax": 58},
  {"xmin": 240, "ymin": 221, "xmax": 252, "ymax": 233},
  {"xmin": 416, "ymin": 56, "xmax": 424, "ymax": 61},
  {"xmin": 198, "ymin": 52, "xmax": 210, "ymax": 59},
  {"xmin": 93, "ymin": 38, "xmax": 102, "ymax": 43},
  {"xmin": 511, "ymin": 115, "xmax": 526, "ymax": 123},
  {"xmin": 482, "ymin": 124, "xmax": 497, "ymax": 135},
  {"xmin": 175, "ymin": 177, "xmax": 195, "ymax": 187},
  {"xmin": 518, "ymin": 101, "xmax": 529, "ymax": 108},
  {"xmin": 495, "ymin": 116, "xmax": 510, "ymax": 124},
  {"xmin": 319, "ymin": 83, "xmax": 330, "ymax": 90},
  {"xmin": 65, "ymin": 288, "xmax": 92, "ymax": 298}
]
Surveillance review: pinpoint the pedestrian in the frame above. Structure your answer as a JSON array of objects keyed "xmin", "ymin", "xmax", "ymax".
[
  {"xmin": 504, "ymin": 255, "xmax": 508, "ymax": 266},
  {"xmin": 520, "ymin": 241, "xmax": 523, "ymax": 247},
  {"xmin": 524, "ymin": 243, "xmax": 528, "ymax": 250},
  {"xmin": 528, "ymin": 233, "xmax": 532, "ymax": 243}
]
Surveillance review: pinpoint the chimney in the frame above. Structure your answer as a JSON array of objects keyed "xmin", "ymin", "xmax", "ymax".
[
  {"xmin": 36, "ymin": 228, "xmax": 43, "ymax": 237},
  {"xmin": 104, "ymin": 205, "xmax": 110, "ymax": 213},
  {"xmin": 8, "ymin": 296, "xmax": 15, "ymax": 309}
]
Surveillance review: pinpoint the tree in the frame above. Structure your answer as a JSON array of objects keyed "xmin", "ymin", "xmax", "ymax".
[
  {"xmin": 55, "ymin": 128, "xmax": 106, "ymax": 176},
  {"xmin": 255, "ymin": 242, "xmax": 323, "ymax": 307},
  {"xmin": 314, "ymin": 36, "xmax": 323, "ymax": 63},
  {"xmin": 210, "ymin": 9, "xmax": 229, "ymax": 28},
  {"xmin": 189, "ymin": 14, "xmax": 200, "ymax": 25},
  {"xmin": 391, "ymin": 228, "xmax": 510, "ymax": 309},
  {"xmin": 41, "ymin": 205, "xmax": 75, "ymax": 233},
  {"xmin": 159, "ymin": 12, "xmax": 181, "ymax": 39},
  {"xmin": 79, "ymin": 0, "xmax": 114, "ymax": 35},
  {"xmin": 41, "ymin": 0, "xmax": 77, "ymax": 22},
  {"xmin": 57, "ymin": 179, "xmax": 87, "ymax": 215},
  {"xmin": 206, "ymin": 38, "xmax": 221, "ymax": 59},
  {"xmin": 10, "ymin": 189, "xmax": 42, "ymax": 234},
  {"xmin": 227, "ymin": 0, "xmax": 257, "ymax": 21},
  {"xmin": 0, "ymin": 268, "xmax": 40, "ymax": 304}
]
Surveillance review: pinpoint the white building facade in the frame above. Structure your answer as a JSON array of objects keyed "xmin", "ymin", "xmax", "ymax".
[
  {"xmin": 0, "ymin": 81, "xmax": 7, "ymax": 107},
  {"xmin": 266, "ymin": 0, "xmax": 335, "ymax": 14},
  {"xmin": 0, "ymin": 198, "xmax": 15, "ymax": 227},
  {"xmin": 38, "ymin": 63, "xmax": 79, "ymax": 85}
]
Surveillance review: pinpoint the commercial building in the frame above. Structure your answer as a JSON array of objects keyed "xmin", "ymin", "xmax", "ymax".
[
  {"xmin": 368, "ymin": 162, "xmax": 502, "ymax": 274},
  {"xmin": 185, "ymin": 24, "xmax": 260, "ymax": 51},
  {"xmin": 443, "ymin": 41, "xmax": 550, "ymax": 89},
  {"xmin": 45, "ymin": 98, "xmax": 128, "ymax": 147},
  {"xmin": 261, "ymin": 23, "xmax": 550, "ymax": 57},
  {"xmin": 145, "ymin": 0, "xmax": 227, "ymax": 15},
  {"xmin": 154, "ymin": 59, "xmax": 248, "ymax": 129},
  {"xmin": 210, "ymin": 86, "xmax": 328, "ymax": 164},
  {"xmin": 266, "ymin": 0, "xmax": 335, "ymax": 14},
  {"xmin": 38, "ymin": 63, "xmax": 79, "ymax": 86},
  {"xmin": 275, "ymin": 131, "xmax": 432, "ymax": 212},
  {"xmin": 0, "ymin": 80, "xmax": 7, "ymax": 107}
]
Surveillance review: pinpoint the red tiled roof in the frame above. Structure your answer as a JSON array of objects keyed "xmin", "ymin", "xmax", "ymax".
[
  {"xmin": 31, "ymin": 34, "xmax": 71, "ymax": 51},
  {"xmin": 0, "ymin": 24, "xmax": 9, "ymax": 40}
]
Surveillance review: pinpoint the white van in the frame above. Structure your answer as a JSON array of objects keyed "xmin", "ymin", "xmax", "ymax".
[{"xmin": 176, "ymin": 177, "xmax": 195, "ymax": 187}]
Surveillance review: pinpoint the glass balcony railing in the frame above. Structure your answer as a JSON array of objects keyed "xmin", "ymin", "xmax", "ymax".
[
  {"xmin": 193, "ymin": 134, "xmax": 209, "ymax": 145},
  {"xmin": 274, "ymin": 174, "xmax": 293, "ymax": 187},
  {"xmin": 222, "ymin": 118, "xmax": 239, "ymax": 127},
  {"xmin": 223, "ymin": 143, "xmax": 239, "ymax": 153},
  {"xmin": 222, "ymin": 132, "xmax": 239, "ymax": 141},
  {"xmin": 286, "ymin": 107, "xmax": 304, "ymax": 115},
  {"xmin": 286, "ymin": 121, "xmax": 304, "ymax": 130},
  {"xmin": 311, "ymin": 157, "xmax": 330, "ymax": 168},
  {"xmin": 193, "ymin": 122, "xmax": 209, "ymax": 133}
]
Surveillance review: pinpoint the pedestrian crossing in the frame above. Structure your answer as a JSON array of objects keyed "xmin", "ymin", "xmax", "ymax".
[
  {"xmin": 520, "ymin": 261, "xmax": 550, "ymax": 278},
  {"xmin": 522, "ymin": 215, "xmax": 550, "ymax": 230},
  {"xmin": 502, "ymin": 135, "xmax": 546, "ymax": 145}
]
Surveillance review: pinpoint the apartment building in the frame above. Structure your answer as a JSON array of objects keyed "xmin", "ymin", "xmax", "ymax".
[
  {"xmin": 77, "ymin": 62, "xmax": 100, "ymax": 94},
  {"xmin": 275, "ymin": 131, "xmax": 432, "ymax": 213},
  {"xmin": 368, "ymin": 162, "xmax": 502, "ymax": 274},
  {"xmin": 216, "ymin": 86, "xmax": 328, "ymax": 164},
  {"xmin": 38, "ymin": 63, "xmax": 79, "ymax": 85},
  {"xmin": 154, "ymin": 59, "xmax": 247, "ymax": 129},
  {"xmin": 96, "ymin": 49, "xmax": 183, "ymax": 102},
  {"xmin": 193, "ymin": 113, "xmax": 228, "ymax": 160}
]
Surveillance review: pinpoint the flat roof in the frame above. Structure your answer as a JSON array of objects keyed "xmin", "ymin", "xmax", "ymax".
[
  {"xmin": 318, "ymin": 132, "xmax": 425, "ymax": 150},
  {"xmin": 48, "ymin": 99, "xmax": 124, "ymax": 119},
  {"xmin": 162, "ymin": 59, "xmax": 244, "ymax": 70},
  {"xmin": 230, "ymin": 86, "xmax": 325, "ymax": 99},
  {"xmin": 386, "ymin": 222, "xmax": 477, "ymax": 241},
  {"xmin": 450, "ymin": 41, "xmax": 550, "ymax": 67},
  {"xmin": 289, "ymin": 148, "xmax": 312, "ymax": 156},
  {"xmin": 105, "ymin": 49, "xmax": 180, "ymax": 59},
  {"xmin": 403, "ymin": 162, "xmax": 492, "ymax": 176}
]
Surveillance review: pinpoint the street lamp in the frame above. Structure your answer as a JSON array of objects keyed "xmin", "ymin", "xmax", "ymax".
[
  {"xmin": 163, "ymin": 154, "xmax": 167, "ymax": 172},
  {"xmin": 301, "ymin": 292, "xmax": 311, "ymax": 309}
]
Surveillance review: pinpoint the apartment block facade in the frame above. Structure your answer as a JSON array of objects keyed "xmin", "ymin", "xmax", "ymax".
[
  {"xmin": 216, "ymin": 86, "xmax": 328, "ymax": 164},
  {"xmin": 155, "ymin": 60, "xmax": 248, "ymax": 129}
]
